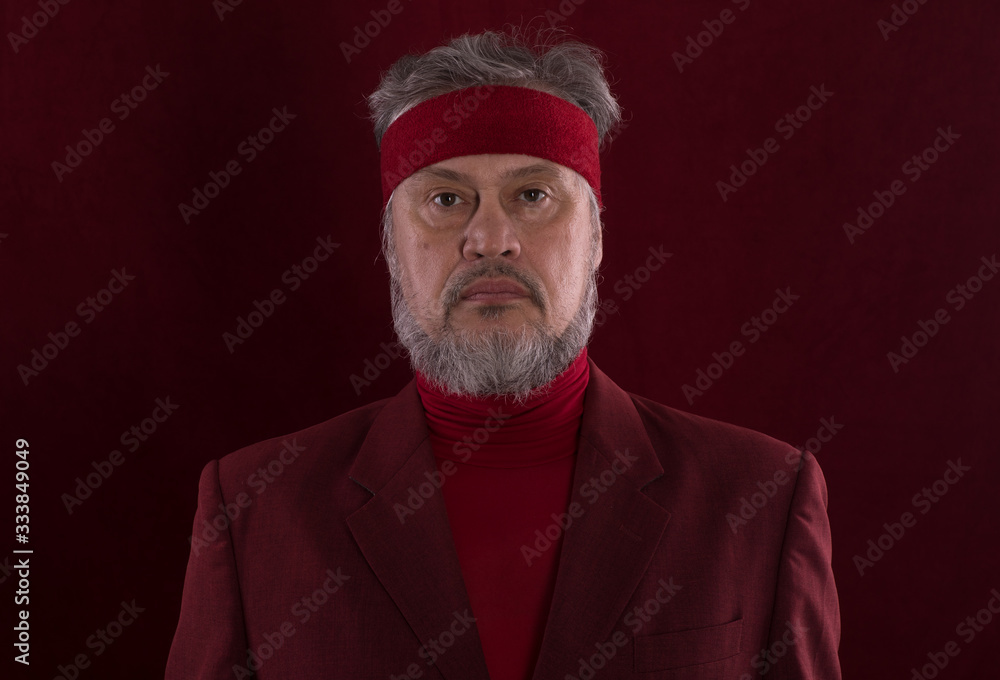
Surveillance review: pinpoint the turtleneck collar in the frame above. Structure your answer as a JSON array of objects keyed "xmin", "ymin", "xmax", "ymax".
[{"xmin": 414, "ymin": 347, "xmax": 590, "ymax": 468}]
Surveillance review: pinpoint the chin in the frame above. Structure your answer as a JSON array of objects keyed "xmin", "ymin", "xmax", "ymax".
[{"xmin": 455, "ymin": 305, "xmax": 536, "ymax": 327}]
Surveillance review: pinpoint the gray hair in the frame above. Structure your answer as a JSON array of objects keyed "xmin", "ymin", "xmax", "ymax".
[{"xmin": 366, "ymin": 28, "xmax": 623, "ymax": 149}]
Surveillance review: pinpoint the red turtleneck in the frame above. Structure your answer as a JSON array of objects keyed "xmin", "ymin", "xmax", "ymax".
[{"xmin": 414, "ymin": 347, "xmax": 590, "ymax": 680}]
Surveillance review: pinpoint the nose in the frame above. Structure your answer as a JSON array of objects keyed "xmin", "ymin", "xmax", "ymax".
[{"xmin": 462, "ymin": 195, "xmax": 521, "ymax": 261}]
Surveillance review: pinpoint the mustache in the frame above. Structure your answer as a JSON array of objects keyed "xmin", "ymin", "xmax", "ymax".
[{"xmin": 443, "ymin": 262, "xmax": 546, "ymax": 313}]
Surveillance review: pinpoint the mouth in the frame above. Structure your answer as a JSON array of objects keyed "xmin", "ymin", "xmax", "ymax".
[{"xmin": 460, "ymin": 277, "xmax": 532, "ymax": 304}]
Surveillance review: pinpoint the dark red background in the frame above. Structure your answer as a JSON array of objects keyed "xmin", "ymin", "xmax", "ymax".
[{"xmin": 3, "ymin": 0, "xmax": 999, "ymax": 677}]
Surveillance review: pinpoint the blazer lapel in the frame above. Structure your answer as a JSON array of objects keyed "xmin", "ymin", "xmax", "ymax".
[
  {"xmin": 346, "ymin": 381, "xmax": 491, "ymax": 680},
  {"xmin": 531, "ymin": 358, "xmax": 672, "ymax": 679},
  {"xmin": 346, "ymin": 358, "xmax": 670, "ymax": 680}
]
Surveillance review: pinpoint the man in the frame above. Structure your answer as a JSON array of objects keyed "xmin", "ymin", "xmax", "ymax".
[{"xmin": 167, "ymin": 29, "xmax": 841, "ymax": 679}]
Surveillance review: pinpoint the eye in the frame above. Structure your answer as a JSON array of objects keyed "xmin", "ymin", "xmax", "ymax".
[
  {"xmin": 433, "ymin": 193, "xmax": 463, "ymax": 207},
  {"xmin": 520, "ymin": 188, "xmax": 548, "ymax": 203}
]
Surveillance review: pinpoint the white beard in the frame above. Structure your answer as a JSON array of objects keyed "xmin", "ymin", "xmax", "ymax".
[{"xmin": 389, "ymin": 256, "xmax": 599, "ymax": 405}]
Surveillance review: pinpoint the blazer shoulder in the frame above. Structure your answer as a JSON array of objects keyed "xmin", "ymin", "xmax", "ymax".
[
  {"xmin": 214, "ymin": 395, "xmax": 394, "ymax": 485},
  {"xmin": 626, "ymin": 391, "xmax": 800, "ymax": 472}
]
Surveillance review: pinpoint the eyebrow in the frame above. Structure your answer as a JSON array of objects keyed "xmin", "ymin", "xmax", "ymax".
[{"xmin": 412, "ymin": 163, "xmax": 565, "ymax": 184}]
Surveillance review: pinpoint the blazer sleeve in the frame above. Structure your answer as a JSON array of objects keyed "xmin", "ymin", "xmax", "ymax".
[
  {"xmin": 165, "ymin": 459, "xmax": 252, "ymax": 679},
  {"xmin": 768, "ymin": 451, "xmax": 842, "ymax": 679}
]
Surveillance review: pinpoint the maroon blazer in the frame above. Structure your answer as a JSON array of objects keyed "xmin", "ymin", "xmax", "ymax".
[{"xmin": 166, "ymin": 357, "xmax": 841, "ymax": 679}]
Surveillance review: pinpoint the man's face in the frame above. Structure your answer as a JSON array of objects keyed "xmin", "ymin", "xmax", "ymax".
[{"xmin": 391, "ymin": 154, "xmax": 601, "ymax": 343}]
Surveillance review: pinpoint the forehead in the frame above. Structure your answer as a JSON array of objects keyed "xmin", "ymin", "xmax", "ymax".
[{"xmin": 408, "ymin": 154, "xmax": 571, "ymax": 186}]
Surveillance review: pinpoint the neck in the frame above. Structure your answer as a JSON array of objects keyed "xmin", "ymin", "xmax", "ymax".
[{"xmin": 414, "ymin": 347, "xmax": 590, "ymax": 468}]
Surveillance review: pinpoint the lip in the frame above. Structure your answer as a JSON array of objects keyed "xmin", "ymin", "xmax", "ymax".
[{"xmin": 460, "ymin": 278, "xmax": 531, "ymax": 303}]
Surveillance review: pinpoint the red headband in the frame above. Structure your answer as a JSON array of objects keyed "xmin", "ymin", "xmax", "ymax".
[{"xmin": 379, "ymin": 85, "xmax": 602, "ymax": 208}]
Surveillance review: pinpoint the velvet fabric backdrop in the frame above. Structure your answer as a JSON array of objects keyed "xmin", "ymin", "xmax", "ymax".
[{"xmin": 3, "ymin": 0, "xmax": 998, "ymax": 677}]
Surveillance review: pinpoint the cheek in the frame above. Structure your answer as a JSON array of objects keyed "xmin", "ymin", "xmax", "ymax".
[
  {"xmin": 537, "ymin": 255, "xmax": 585, "ymax": 313},
  {"xmin": 552, "ymin": 228, "xmax": 592, "ymax": 277},
  {"xmin": 398, "ymin": 242, "xmax": 452, "ymax": 304},
  {"xmin": 553, "ymin": 237, "xmax": 595, "ymax": 310}
]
